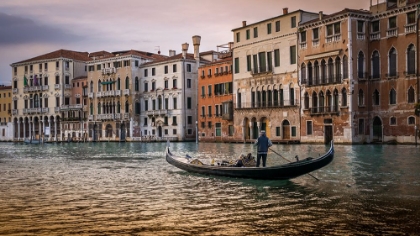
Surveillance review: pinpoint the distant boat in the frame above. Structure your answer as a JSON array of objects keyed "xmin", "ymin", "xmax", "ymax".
[
  {"xmin": 24, "ymin": 138, "xmax": 42, "ymax": 144},
  {"xmin": 166, "ymin": 141, "xmax": 334, "ymax": 180}
]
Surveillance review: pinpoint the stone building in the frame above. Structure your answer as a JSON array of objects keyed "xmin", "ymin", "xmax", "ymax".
[
  {"xmin": 138, "ymin": 36, "xmax": 215, "ymax": 141},
  {"xmin": 232, "ymin": 8, "xmax": 318, "ymax": 143},
  {"xmin": 0, "ymin": 85, "xmax": 13, "ymax": 141},
  {"xmin": 11, "ymin": 49, "xmax": 92, "ymax": 142},
  {"xmin": 198, "ymin": 44, "xmax": 234, "ymax": 142},
  {"xmin": 86, "ymin": 50, "xmax": 164, "ymax": 141},
  {"xmin": 298, "ymin": 9, "xmax": 371, "ymax": 143}
]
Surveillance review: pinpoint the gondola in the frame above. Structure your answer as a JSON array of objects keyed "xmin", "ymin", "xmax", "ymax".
[{"xmin": 166, "ymin": 141, "xmax": 334, "ymax": 180}]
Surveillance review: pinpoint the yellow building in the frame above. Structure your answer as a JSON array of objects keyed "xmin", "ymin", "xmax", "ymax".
[{"xmin": 0, "ymin": 85, "xmax": 12, "ymax": 141}]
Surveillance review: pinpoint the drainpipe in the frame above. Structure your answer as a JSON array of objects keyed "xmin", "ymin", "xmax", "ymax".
[{"xmin": 348, "ymin": 16, "xmax": 354, "ymax": 143}]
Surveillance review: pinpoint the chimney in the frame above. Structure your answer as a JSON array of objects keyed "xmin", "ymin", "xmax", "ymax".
[
  {"xmin": 192, "ymin": 35, "xmax": 201, "ymax": 63},
  {"xmin": 228, "ymin": 42, "xmax": 234, "ymax": 51},
  {"xmin": 283, "ymin": 8, "xmax": 288, "ymax": 15},
  {"xmin": 242, "ymin": 21, "xmax": 247, "ymax": 27},
  {"xmin": 319, "ymin": 11, "xmax": 323, "ymax": 20},
  {"xmin": 182, "ymin": 43, "xmax": 189, "ymax": 59},
  {"xmin": 169, "ymin": 50, "xmax": 176, "ymax": 57}
]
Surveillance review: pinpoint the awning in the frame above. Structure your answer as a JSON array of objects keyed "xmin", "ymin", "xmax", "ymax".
[{"xmin": 101, "ymin": 81, "xmax": 115, "ymax": 85}]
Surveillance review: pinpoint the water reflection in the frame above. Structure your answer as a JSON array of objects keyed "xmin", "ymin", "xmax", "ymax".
[{"xmin": 0, "ymin": 142, "xmax": 419, "ymax": 235}]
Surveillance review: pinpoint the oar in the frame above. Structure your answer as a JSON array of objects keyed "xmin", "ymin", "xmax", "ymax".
[{"xmin": 269, "ymin": 148, "xmax": 320, "ymax": 181}]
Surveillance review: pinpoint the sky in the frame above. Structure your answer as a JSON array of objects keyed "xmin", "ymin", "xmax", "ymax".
[{"xmin": 0, "ymin": 0, "xmax": 370, "ymax": 85}]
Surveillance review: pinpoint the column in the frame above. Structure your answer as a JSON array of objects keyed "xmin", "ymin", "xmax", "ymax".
[
  {"xmin": 54, "ymin": 117, "xmax": 57, "ymax": 141},
  {"xmin": 23, "ymin": 120, "xmax": 26, "ymax": 140},
  {"xmin": 257, "ymin": 122, "xmax": 261, "ymax": 134},
  {"xmin": 29, "ymin": 121, "xmax": 32, "ymax": 140},
  {"xmin": 249, "ymin": 122, "xmax": 253, "ymax": 140}
]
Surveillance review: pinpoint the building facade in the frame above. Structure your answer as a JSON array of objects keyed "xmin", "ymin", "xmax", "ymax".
[
  {"xmin": 11, "ymin": 49, "xmax": 91, "ymax": 142},
  {"xmin": 232, "ymin": 8, "xmax": 318, "ymax": 143},
  {"xmin": 0, "ymin": 85, "xmax": 13, "ymax": 141},
  {"xmin": 139, "ymin": 37, "xmax": 213, "ymax": 141},
  {"xmin": 198, "ymin": 48, "xmax": 234, "ymax": 142}
]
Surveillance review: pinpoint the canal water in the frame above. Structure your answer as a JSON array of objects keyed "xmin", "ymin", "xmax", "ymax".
[{"xmin": 0, "ymin": 142, "xmax": 419, "ymax": 235}]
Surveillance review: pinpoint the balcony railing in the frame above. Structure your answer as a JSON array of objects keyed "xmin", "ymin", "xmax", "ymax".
[
  {"xmin": 97, "ymin": 91, "xmax": 103, "ymax": 98},
  {"xmin": 102, "ymin": 67, "xmax": 117, "ymax": 75},
  {"xmin": 386, "ymin": 28, "xmax": 398, "ymax": 38},
  {"xmin": 312, "ymin": 39, "xmax": 320, "ymax": 47},
  {"xmin": 310, "ymin": 106, "xmax": 339, "ymax": 115},
  {"xmin": 64, "ymin": 84, "xmax": 72, "ymax": 90},
  {"xmin": 235, "ymin": 100, "xmax": 299, "ymax": 109},
  {"xmin": 123, "ymin": 89, "xmax": 130, "ymax": 96},
  {"xmin": 12, "ymin": 109, "xmax": 18, "ymax": 115},
  {"xmin": 326, "ymin": 34, "xmax": 341, "ymax": 43},
  {"xmin": 115, "ymin": 90, "xmax": 121, "ymax": 96},
  {"xmin": 88, "ymin": 115, "xmax": 94, "ymax": 121},
  {"xmin": 123, "ymin": 113, "xmax": 129, "ymax": 119},
  {"xmin": 357, "ymin": 33, "xmax": 365, "ymax": 40},
  {"xmin": 300, "ymin": 42, "xmax": 307, "ymax": 49},
  {"xmin": 370, "ymin": 32, "xmax": 380, "ymax": 41},
  {"xmin": 13, "ymin": 88, "xmax": 18, "ymax": 94},
  {"xmin": 305, "ymin": 74, "xmax": 342, "ymax": 86},
  {"xmin": 405, "ymin": 24, "xmax": 416, "ymax": 34},
  {"xmin": 54, "ymin": 84, "xmax": 61, "ymax": 90},
  {"xmin": 386, "ymin": 72, "xmax": 399, "ymax": 79},
  {"xmin": 60, "ymin": 104, "xmax": 83, "ymax": 111},
  {"xmin": 55, "ymin": 107, "xmax": 60, "ymax": 113},
  {"xmin": 88, "ymin": 92, "xmax": 94, "ymax": 99},
  {"xmin": 23, "ymin": 86, "xmax": 42, "ymax": 93},
  {"xmin": 23, "ymin": 108, "xmax": 48, "ymax": 114}
]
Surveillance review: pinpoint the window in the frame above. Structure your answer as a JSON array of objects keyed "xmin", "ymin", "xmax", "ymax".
[
  {"xmin": 358, "ymin": 51, "xmax": 365, "ymax": 79},
  {"xmin": 144, "ymin": 69, "xmax": 148, "ymax": 77},
  {"xmin": 144, "ymin": 82, "xmax": 148, "ymax": 92},
  {"xmin": 253, "ymin": 27, "xmax": 258, "ymax": 38},
  {"xmin": 408, "ymin": 116, "xmax": 415, "ymax": 125},
  {"xmin": 208, "ymin": 106, "xmax": 212, "ymax": 117},
  {"xmin": 304, "ymin": 92, "xmax": 309, "ymax": 109},
  {"xmin": 236, "ymin": 32, "xmax": 240, "ymax": 42},
  {"xmin": 173, "ymin": 129, "xmax": 177, "ymax": 134},
  {"xmin": 234, "ymin": 58, "xmax": 239, "ymax": 74},
  {"xmin": 313, "ymin": 28, "xmax": 319, "ymax": 40},
  {"xmin": 389, "ymin": 16, "xmax": 397, "ymax": 29},
  {"xmin": 208, "ymin": 121, "xmax": 212, "ymax": 128},
  {"xmin": 186, "ymin": 64, "xmax": 191, "ymax": 72},
  {"xmin": 290, "ymin": 46, "xmax": 296, "ymax": 65},
  {"xmin": 291, "ymin": 127, "xmax": 296, "ymax": 137},
  {"xmin": 173, "ymin": 97, "xmax": 177, "ymax": 109},
  {"xmin": 371, "ymin": 21, "xmax": 380, "ymax": 32},
  {"xmin": 372, "ymin": 51, "xmax": 380, "ymax": 79},
  {"xmin": 172, "ymin": 116, "xmax": 177, "ymax": 125},
  {"xmin": 276, "ymin": 127, "xmax": 280, "ymax": 136},
  {"xmin": 291, "ymin": 16, "xmax": 296, "ymax": 28},
  {"xmin": 173, "ymin": 79, "xmax": 177, "ymax": 88},
  {"xmin": 201, "ymin": 86, "xmax": 205, "ymax": 97},
  {"xmin": 246, "ymin": 29, "xmax": 250, "ymax": 40},
  {"xmin": 358, "ymin": 89, "xmax": 364, "ymax": 106},
  {"xmin": 173, "ymin": 64, "xmax": 177, "ymax": 73},
  {"xmin": 201, "ymin": 122, "xmax": 205, "ymax": 128},
  {"xmin": 307, "ymin": 121, "xmax": 313, "ymax": 135},
  {"xmin": 247, "ymin": 55, "xmax": 251, "ymax": 71},
  {"xmin": 164, "ymin": 65, "xmax": 168, "ymax": 74},
  {"xmin": 343, "ymin": 55, "xmax": 348, "ymax": 79},
  {"xmin": 388, "ymin": 48, "xmax": 397, "ymax": 77},
  {"xmin": 275, "ymin": 20, "xmax": 280, "ymax": 32},
  {"xmin": 144, "ymin": 100, "xmax": 149, "ymax": 111},
  {"xmin": 152, "ymin": 68, "xmax": 156, "ymax": 76},
  {"xmin": 208, "ymin": 85, "xmax": 212, "ymax": 96},
  {"xmin": 327, "ymin": 22, "xmax": 340, "ymax": 36},
  {"xmin": 357, "ymin": 20, "xmax": 364, "ymax": 33},
  {"xmin": 373, "ymin": 89, "xmax": 380, "ymax": 106},
  {"xmin": 164, "ymin": 80, "xmax": 168, "ymax": 89},
  {"xmin": 408, "ymin": 86, "xmax": 415, "ymax": 103},
  {"xmin": 408, "ymin": 11, "xmax": 416, "ymax": 24},
  {"xmin": 267, "ymin": 23, "xmax": 272, "ymax": 34},
  {"xmin": 390, "ymin": 88, "xmax": 397, "ymax": 104},
  {"xmin": 135, "ymin": 77, "xmax": 139, "ymax": 91},
  {"xmin": 201, "ymin": 106, "xmax": 205, "ymax": 116},
  {"xmin": 274, "ymin": 49, "xmax": 280, "ymax": 67},
  {"xmin": 390, "ymin": 117, "xmax": 397, "ymax": 126},
  {"xmin": 152, "ymin": 81, "xmax": 156, "ymax": 91},
  {"xmin": 358, "ymin": 119, "xmax": 365, "ymax": 135},
  {"xmin": 187, "ymin": 79, "xmax": 191, "ymax": 88},
  {"xmin": 229, "ymin": 125, "xmax": 234, "ymax": 136},
  {"xmin": 407, "ymin": 45, "xmax": 416, "ymax": 75},
  {"xmin": 215, "ymin": 123, "xmax": 221, "ymax": 137},
  {"xmin": 187, "ymin": 97, "xmax": 192, "ymax": 109},
  {"xmin": 187, "ymin": 116, "xmax": 192, "ymax": 124},
  {"xmin": 300, "ymin": 31, "xmax": 306, "ymax": 43},
  {"xmin": 165, "ymin": 98, "xmax": 168, "ymax": 109}
]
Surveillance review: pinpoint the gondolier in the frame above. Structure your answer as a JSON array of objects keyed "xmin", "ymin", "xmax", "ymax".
[{"xmin": 254, "ymin": 130, "xmax": 272, "ymax": 167}]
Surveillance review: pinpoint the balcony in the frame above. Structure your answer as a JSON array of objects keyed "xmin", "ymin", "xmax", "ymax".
[
  {"xmin": 60, "ymin": 104, "xmax": 83, "ymax": 111},
  {"xmin": 12, "ymin": 109, "xmax": 18, "ymax": 115},
  {"xmin": 145, "ymin": 110, "xmax": 166, "ymax": 116},
  {"xmin": 54, "ymin": 84, "xmax": 61, "ymax": 90},
  {"xmin": 97, "ymin": 91, "xmax": 103, "ymax": 98},
  {"xmin": 235, "ymin": 100, "xmax": 299, "ymax": 109},
  {"xmin": 13, "ymin": 88, "xmax": 18, "ymax": 94},
  {"xmin": 123, "ymin": 89, "xmax": 130, "ymax": 96},
  {"xmin": 386, "ymin": 28, "xmax": 398, "ymax": 38},
  {"xmin": 115, "ymin": 90, "xmax": 121, "ymax": 96},
  {"xmin": 88, "ymin": 92, "xmax": 94, "ymax": 99},
  {"xmin": 42, "ymin": 85, "xmax": 49, "ymax": 91},
  {"xmin": 386, "ymin": 72, "xmax": 399, "ymax": 80},
  {"xmin": 64, "ymin": 84, "xmax": 72, "ymax": 90},
  {"xmin": 300, "ymin": 42, "xmax": 307, "ymax": 49},
  {"xmin": 326, "ymin": 34, "xmax": 341, "ymax": 43},
  {"xmin": 357, "ymin": 33, "xmax": 365, "ymax": 40},
  {"xmin": 251, "ymin": 66, "xmax": 273, "ymax": 76},
  {"xmin": 102, "ymin": 67, "xmax": 117, "ymax": 75},
  {"xmin": 103, "ymin": 90, "xmax": 115, "ymax": 97},
  {"xmin": 312, "ymin": 39, "xmax": 320, "ymax": 47},
  {"xmin": 310, "ymin": 106, "xmax": 339, "ymax": 116},
  {"xmin": 405, "ymin": 24, "xmax": 416, "ymax": 34},
  {"xmin": 305, "ymin": 74, "xmax": 342, "ymax": 87},
  {"xmin": 97, "ymin": 114, "xmax": 114, "ymax": 120},
  {"xmin": 123, "ymin": 113, "xmax": 129, "ymax": 119},
  {"xmin": 370, "ymin": 32, "xmax": 380, "ymax": 41},
  {"xmin": 88, "ymin": 115, "xmax": 94, "ymax": 121},
  {"xmin": 54, "ymin": 107, "xmax": 60, "ymax": 113},
  {"xmin": 23, "ymin": 86, "xmax": 42, "ymax": 93}
]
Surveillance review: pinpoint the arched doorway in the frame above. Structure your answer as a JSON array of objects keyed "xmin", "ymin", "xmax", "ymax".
[
  {"xmin": 243, "ymin": 118, "xmax": 250, "ymax": 140},
  {"xmin": 158, "ymin": 126, "xmax": 162, "ymax": 138},
  {"xmin": 372, "ymin": 116, "xmax": 382, "ymax": 142},
  {"xmin": 106, "ymin": 124, "xmax": 113, "ymax": 138},
  {"xmin": 120, "ymin": 123, "xmax": 126, "ymax": 141},
  {"xmin": 251, "ymin": 118, "xmax": 258, "ymax": 139},
  {"xmin": 93, "ymin": 123, "xmax": 98, "ymax": 142},
  {"xmin": 282, "ymin": 120, "xmax": 290, "ymax": 140},
  {"xmin": 261, "ymin": 117, "xmax": 270, "ymax": 137}
]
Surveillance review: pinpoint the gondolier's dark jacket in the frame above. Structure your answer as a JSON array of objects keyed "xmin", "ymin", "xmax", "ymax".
[{"xmin": 255, "ymin": 135, "xmax": 272, "ymax": 154}]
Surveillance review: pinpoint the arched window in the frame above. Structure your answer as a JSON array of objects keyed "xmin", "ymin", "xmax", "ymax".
[
  {"xmin": 321, "ymin": 60, "xmax": 326, "ymax": 84},
  {"xmin": 389, "ymin": 48, "xmax": 397, "ymax": 77},
  {"xmin": 314, "ymin": 60, "xmax": 319, "ymax": 85},
  {"xmin": 34, "ymin": 94, "xmax": 39, "ymax": 108},
  {"xmin": 90, "ymin": 103, "xmax": 93, "ymax": 115},
  {"xmin": 125, "ymin": 76, "xmax": 129, "ymax": 89},
  {"xmin": 390, "ymin": 117, "xmax": 397, "ymax": 125},
  {"xmin": 304, "ymin": 92, "xmax": 309, "ymax": 109},
  {"xmin": 312, "ymin": 92, "xmax": 318, "ymax": 113},
  {"xmin": 319, "ymin": 91, "xmax": 325, "ymax": 112},
  {"xmin": 343, "ymin": 55, "xmax": 348, "ymax": 79},
  {"xmin": 273, "ymin": 88, "xmax": 279, "ymax": 106},
  {"xmin": 135, "ymin": 77, "xmax": 139, "ymax": 91},
  {"xmin": 407, "ymin": 44, "xmax": 416, "ymax": 75},
  {"xmin": 117, "ymin": 78, "xmax": 121, "ymax": 90},
  {"xmin": 373, "ymin": 89, "xmax": 380, "ymax": 106},
  {"xmin": 333, "ymin": 89, "xmax": 339, "ymax": 112},
  {"xmin": 125, "ymin": 101, "xmax": 129, "ymax": 113},
  {"xmin": 408, "ymin": 116, "xmax": 415, "ymax": 125},
  {"xmin": 117, "ymin": 102, "xmax": 121, "ymax": 113},
  {"xmin": 372, "ymin": 51, "xmax": 380, "ymax": 79},
  {"xmin": 90, "ymin": 81, "xmax": 93, "ymax": 93},
  {"xmin": 335, "ymin": 57, "xmax": 341, "ymax": 83},
  {"xmin": 390, "ymin": 88, "xmax": 397, "ymax": 104},
  {"xmin": 289, "ymin": 85, "xmax": 295, "ymax": 106},
  {"xmin": 98, "ymin": 102, "xmax": 101, "ymax": 114},
  {"xmin": 328, "ymin": 58, "xmax": 334, "ymax": 83},
  {"xmin": 408, "ymin": 86, "xmax": 415, "ymax": 103},
  {"xmin": 301, "ymin": 63, "xmax": 307, "ymax": 84},
  {"xmin": 358, "ymin": 51, "xmax": 365, "ymax": 79},
  {"xmin": 342, "ymin": 88, "xmax": 347, "ymax": 107},
  {"xmin": 326, "ymin": 90, "xmax": 332, "ymax": 111},
  {"xmin": 308, "ymin": 62, "xmax": 313, "ymax": 85},
  {"xmin": 358, "ymin": 89, "xmax": 364, "ymax": 106},
  {"xmin": 98, "ymin": 80, "xmax": 102, "ymax": 92}
]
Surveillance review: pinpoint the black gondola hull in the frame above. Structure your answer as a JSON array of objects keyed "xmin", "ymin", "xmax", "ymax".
[{"xmin": 166, "ymin": 142, "xmax": 334, "ymax": 180}]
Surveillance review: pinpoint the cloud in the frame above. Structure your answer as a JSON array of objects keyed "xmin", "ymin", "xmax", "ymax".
[{"xmin": 0, "ymin": 12, "xmax": 84, "ymax": 45}]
